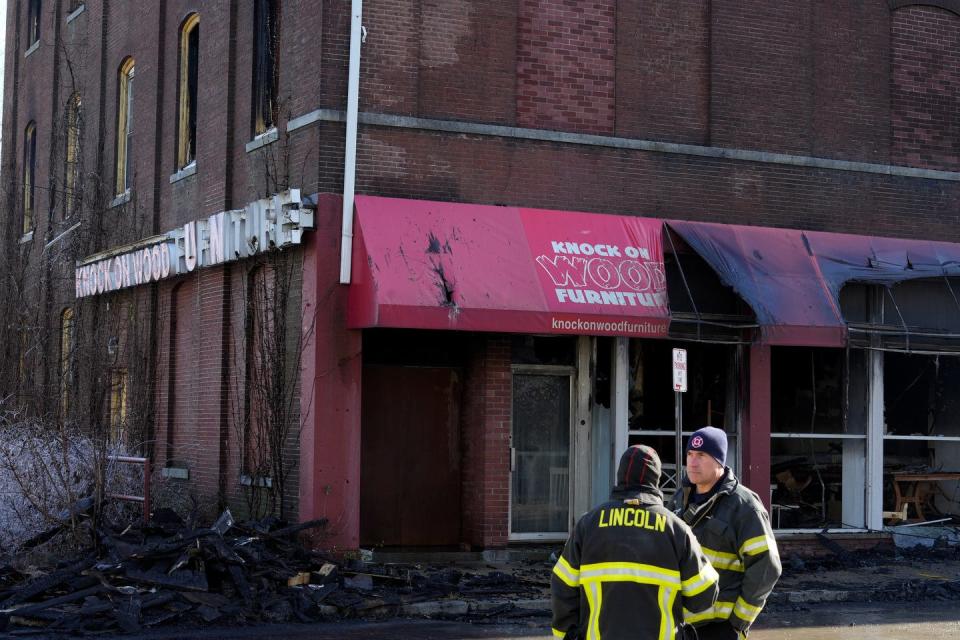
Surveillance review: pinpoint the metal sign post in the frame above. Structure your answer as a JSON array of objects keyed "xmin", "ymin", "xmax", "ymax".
[{"xmin": 672, "ymin": 348, "xmax": 687, "ymax": 485}]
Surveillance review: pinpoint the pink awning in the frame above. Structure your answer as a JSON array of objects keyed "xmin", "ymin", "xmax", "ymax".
[{"xmin": 348, "ymin": 196, "xmax": 671, "ymax": 338}]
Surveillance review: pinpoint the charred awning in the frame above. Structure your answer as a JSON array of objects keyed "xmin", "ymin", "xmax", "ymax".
[
  {"xmin": 348, "ymin": 196, "xmax": 672, "ymax": 338},
  {"xmin": 668, "ymin": 221, "xmax": 960, "ymax": 351},
  {"xmin": 667, "ymin": 221, "xmax": 846, "ymax": 347},
  {"xmin": 811, "ymin": 232, "xmax": 960, "ymax": 352}
]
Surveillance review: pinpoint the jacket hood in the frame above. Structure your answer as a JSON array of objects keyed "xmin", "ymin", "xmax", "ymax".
[{"xmin": 610, "ymin": 445, "xmax": 663, "ymax": 502}]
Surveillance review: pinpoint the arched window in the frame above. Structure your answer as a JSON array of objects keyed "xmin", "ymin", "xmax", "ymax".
[
  {"xmin": 177, "ymin": 14, "xmax": 200, "ymax": 168},
  {"xmin": 60, "ymin": 307, "xmax": 74, "ymax": 419},
  {"xmin": 116, "ymin": 58, "xmax": 135, "ymax": 195},
  {"xmin": 252, "ymin": 0, "xmax": 280, "ymax": 135},
  {"xmin": 23, "ymin": 122, "xmax": 36, "ymax": 234},
  {"xmin": 65, "ymin": 93, "xmax": 82, "ymax": 216}
]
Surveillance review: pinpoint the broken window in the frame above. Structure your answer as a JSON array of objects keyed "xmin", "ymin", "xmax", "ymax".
[
  {"xmin": 60, "ymin": 307, "xmax": 74, "ymax": 420},
  {"xmin": 627, "ymin": 340, "xmax": 738, "ymax": 497},
  {"xmin": 882, "ymin": 352, "xmax": 960, "ymax": 521},
  {"xmin": 22, "ymin": 121, "xmax": 36, "ymax": 234},
  {"xmin": 177, "ymin": 14, "xmax": 199, "ymax": 169},
  {"xmin": 252, "ymin": 0, "xmax": 280, "ymax": 135},
  {"xmin": 109, "ymin": 368, "xmax": 128, "ymax": 443},
  {"xmin": 115, "ymin": 58, "xmax": 134, "ymax": 195},
  {"xmin": 64, "ymin": 93, "xmax": 82, "ymax": 216},
  {"xmin": 770, "ymin": 347, "xmax": 857, "ymax": 529},
  {"xmin": 27, "ymin": 0, "xmax": 40, "ymax": 47}
]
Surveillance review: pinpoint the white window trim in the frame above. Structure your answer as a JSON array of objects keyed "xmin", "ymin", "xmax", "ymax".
[
  {"xmin": 24, "ymin": 40, "xmax": 40, "ymax": 57},
  {"xmin": 66, "ymin": 4, "xmax": 86, "ymax": 23},
  {"xmin": 110, "ymin": 189, "xmax": 131, "ymax": 208},
  {"xmin": 288, "ymin": 109, "xmax": 323, "ymax": 133},
  {"xmin": 19, "ymin": 230, "xmax": 34, "ymax": 244},
  {"xmin": 240, "ymin": 474, "xmax": 273, "ymax": 488},
  {"xmin": 169, "ymin": 161, "xmax": 197, "ymax": 183},
  {"xmin": 245, "ymin": 127, "xmax": 278, "ymax": 153},
  {"xmin": 161, "ymin": 466, "xmax": 189, "ymax": 480}
]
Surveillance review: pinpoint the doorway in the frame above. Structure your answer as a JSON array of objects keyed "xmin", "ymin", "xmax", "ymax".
[{"xmin": 510, "ymin": 366, "xmax": 573, "ymax": 540}]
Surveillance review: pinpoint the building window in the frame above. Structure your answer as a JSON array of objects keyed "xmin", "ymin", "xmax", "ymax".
[
  {"xmin": 65, "ymin": 93, "xmax": 82, "ymax": 216},
  {"xmin": 27, "ymin": 0, "xmax": 41, "ymax": 47},
  {"xmin": 23, "ymin": 122, "xmax": 36, "ymax": 234},
  {"xmin": 177, "ymin": 14, "xmax": 199, "ymax": 169},
  {"xmin": 115, "ymin": 58, "xmax": 134, "ymax": 195},
  {"xmin": 252, "ymin": 0, "xmax": 279, "ymax": 135},
  {"xmin": 109, "ymin": 368, "xmax": 128, "ymax": 442},
  {"xmin": 60, "ymin": 307, "xmax": 74, "ymax": 419}
]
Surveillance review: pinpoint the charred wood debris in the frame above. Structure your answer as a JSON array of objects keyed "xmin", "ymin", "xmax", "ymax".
[{"xmin": 0, "ymin": 509, "xmax": 549, "ymax": 635}]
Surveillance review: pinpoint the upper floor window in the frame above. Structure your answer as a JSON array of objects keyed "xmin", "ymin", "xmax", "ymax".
[
  {"xmin": 252, "ymin": 0, "xmax": 279, "ymax": 135},
  {"xmin": 27, "ymin": 0, "xmax": 41, "ymax": 47},
  {"xmin": 115, "ymin": 58, "xmax": 134, "ymax": 195},
  {"xmin": 65, "ymin": 93, "xmax": 82, "ymax": 216},
  {"xmin": 23, "ymin": 122, "xmax": 36, "ymax": 234},
  {"xmin": 177, "ymin": 14, "xmax": 199, "ymax": 169}
]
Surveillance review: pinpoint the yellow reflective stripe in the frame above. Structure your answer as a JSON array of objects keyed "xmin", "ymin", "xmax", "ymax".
[
  {"xmin": 681, "ymin": 562, "xmax": 719, "ymax": 597},
  {"xmin": 701, "ymin": 546, "xmax": 744, "ymax": 572},
  {"xmin": 683, "ymin": 600, "xmax": 734, "ymax": 624},
  {"xmin": 583, "ymin": 581, "xmax": 602, "ymax": 640},
  {"xmin": 580, "ymin": 561, "xmax": 681, "ymax": 588},
  {"xmin": 658, "ymin": 586, "xmax": 678, "ymax": 640},
  {"xmin": 733, "ymin": 596, "xmax": 762, "ymax": 623},
  {"xmin": 553, "ymin": 555, "xmax": 580, "ymax": 587},
  {"xmin": 551, "ymin": 628, "xmax": 566, "ymax": 638},
  {"xmin": 739, "ymin": 535, "xmax": 770, "ymax": 557}
]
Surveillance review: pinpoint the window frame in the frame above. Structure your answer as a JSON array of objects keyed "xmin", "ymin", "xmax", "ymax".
[
  {"xmin": 27, "ymin": 0, "xmax": 41, "ymax": 47},
  {"xmin": 252, "ymin": 0, "xmax": 280, "ymax": 136},
  {"xmin": 60, "ymin": 307, "xmax": 74, "ymax": 419},
  {"xmin": 177, "ymin": 13, "xmax": 200, "ymax": 169},
  {"xmin": 65, "ymin": 93, "xmax": 82, "ymax": 216},
  {"xmin": 23, "ymin": 122, "xmax": 36, "ymax": 234},
  {"xmin": 115, "ymin": 58, "xmax": 135, "ymax": 196}
]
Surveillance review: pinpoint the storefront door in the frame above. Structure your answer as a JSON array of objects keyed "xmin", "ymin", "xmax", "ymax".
[{"xmin": 510, "ymin": 367, "xmax": 573, "ymax": 540}]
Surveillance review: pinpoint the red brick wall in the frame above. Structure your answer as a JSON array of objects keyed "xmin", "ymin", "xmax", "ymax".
[
  {"xmin": 615, "ymin": 0, "xmax": 710, "ymax": 145},
  {"xmin": 461, "ymin": 335, "xmax": 512, "ymax": 548},
  {"xmin": 891, "ymin": 5, "xmax": 960, "ymax": 172},
  {"xmin": 516, "ymin": 0, "xmax": 616, "ymax": 134}
]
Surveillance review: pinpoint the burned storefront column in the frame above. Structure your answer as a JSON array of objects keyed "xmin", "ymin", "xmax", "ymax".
[{"xmin": 744, "ymin": 345, "xmax": 772, "ymax": 510}]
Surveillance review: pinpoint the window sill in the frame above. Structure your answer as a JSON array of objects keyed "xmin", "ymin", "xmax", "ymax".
[
  {"xmin": 288, "ymin": 109, "xmax": 323, "ymax": 133},
  {"xmin": 245, "ymin": 128, "xmax": 278, "ymax": 153},
  {"xmin": 19, "ymin": 230, "xmax": 34, "ymax": 245},
  {"xmin": 240, "ymin": 474, "xmax": 273, "ymax": 488},
  {"xmin": 66, "ymin": 4, "xmax": 86, "ymax": 23},
  {"xmin": 161, "ymin": 466, "xmax": 189, "ymax": 480},
  {"xmin": 24, "ymin": 41, "xmax": 40, "ymax": 58},
  {"xmin": 111, "ymin": 190, "xmax": 131, "ymax": 208},
  {"xmin": 169, "ymin": 161, "xmax": 197, "ymax": 183}
]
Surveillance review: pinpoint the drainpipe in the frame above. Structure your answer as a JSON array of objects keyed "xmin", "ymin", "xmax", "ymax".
[{"xmin": 339, "ymin": 0, "xmax": 363, "ymax": 284}]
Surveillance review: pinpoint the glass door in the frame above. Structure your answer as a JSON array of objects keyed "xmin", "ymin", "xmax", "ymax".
[{"xmin": 510, "ymin": 367, "xmax": 572, "ymax": 540}]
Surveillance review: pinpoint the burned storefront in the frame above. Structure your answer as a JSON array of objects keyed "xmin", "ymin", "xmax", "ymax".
[{"xmin": 306, "ymin": 194, "xmax": 960, "ymax": 552}]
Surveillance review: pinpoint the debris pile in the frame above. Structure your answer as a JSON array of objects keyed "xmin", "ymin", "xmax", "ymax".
[{"xmin": 0, "ymin": 510, "xmax": 551, "ymax": 635}]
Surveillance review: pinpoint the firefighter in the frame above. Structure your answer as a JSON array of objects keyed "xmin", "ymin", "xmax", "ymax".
[
  {"xmin": 551, "ymin": 444, "xmax": 719, "ymax": 640},
  {"xmin": 669, "ymin": 426, "xmax": 782, "ymax": 639}
]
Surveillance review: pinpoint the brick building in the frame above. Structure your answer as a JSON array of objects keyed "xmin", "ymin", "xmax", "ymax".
[{"xmin": 4, "ymin": 1, "xmax": 960, "ymax": 551}]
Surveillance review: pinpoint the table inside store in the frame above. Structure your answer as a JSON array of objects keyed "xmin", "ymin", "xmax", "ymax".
[{"xmin": 891, "ymin": 473, "xmax": 960, "ymax": 521}]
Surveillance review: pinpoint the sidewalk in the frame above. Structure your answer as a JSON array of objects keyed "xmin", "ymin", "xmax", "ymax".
[{"xmin": 768, "ymin": 544, "xmax": 960, "ymax": 606}]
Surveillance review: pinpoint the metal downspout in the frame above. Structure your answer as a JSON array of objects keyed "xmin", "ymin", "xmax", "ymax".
[{"xmin": 339, "ymin": 0, "xmax": 363, "ymax": 284}]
